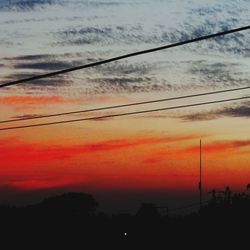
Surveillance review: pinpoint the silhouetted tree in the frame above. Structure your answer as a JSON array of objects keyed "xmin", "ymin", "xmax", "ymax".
[{"xmin": 37, "ymin": 192, "xmax": 98, "ymax": 215}]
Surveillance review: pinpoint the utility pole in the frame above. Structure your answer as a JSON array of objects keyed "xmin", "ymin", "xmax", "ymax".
[{"xmin": 199, "ymin": 139, "xmax": 202, "ymax": 210}]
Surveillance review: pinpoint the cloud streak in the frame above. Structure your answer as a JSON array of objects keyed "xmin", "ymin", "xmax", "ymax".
[
  {"xmin": 184, "ymin": 139, "xmax": 250, "ymax": 154},
  {"xmin": 2, "ymin": 53, "xmax": 172, "ymax": 93},
  {"xmin": 142, "ymin": 139, "xmax": 250, "ymax": 164},
  {"xmin": 188, "ymin": 61, "xmax": 250, "ymax": 88},
  {"xmin": 0, "ymin": 0, "xmax": 59, "ymax": 11},
  {"xmin": 0, "ymin": 135, "xmax": 198, "ymax": 164},
  {"xmin": 180, "ymin": 101, "xmax": 250, "ymax": 122}
]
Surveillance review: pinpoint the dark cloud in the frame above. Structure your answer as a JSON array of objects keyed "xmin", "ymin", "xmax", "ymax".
[
  {"xmin": 191, "ymin": 2, "xmax": 249, "ymax": 18},
  {"xmin": 88, "ymin": 77, "xmax": 174, "ymax": 94},
  {"xmin": 12, "ymin": 114, "xmax": 46, "ymax": 119},
  {"xmin": 1, "ymin": 73, "xmax": 47, "ymax": 86},
  {"xmin": 189, "ymin": 61, "xmax": 238, "ymax": 76},
  {"xmin": 160, "ymin": 13, "xmax": 250, "ymax": 56},
  {"xmin": 54, "ymin": 19, "xmax": 250, "ymax": 57},
  {"xmin": 0, "ymin": 0, "xmax": 59, "ymax": 11},
  {"xmin": 1, "ymin": 53, "xmax": 87, "ymax": 88},
  {"xmin": 4, "ymin": 54, "xmax": 77, "ymax": 71},
  {"xmin": 2, "ymin": 53, "xmax": 164, "ymax": 93},
  {"xmin": 187, "ymin": 61, "xmax": 250, "ymax": 88},
  {"xmin": 55, "ymin": 25, "xmax": 157, "ymax": 46},
  {"xmin": 4, "ymin": 54, "xmax": 52, "ymax": 61},
  {"xmin": 4, "ymin": 53, "xmax": 98, "ymax": 65},
  {"xmin": 97, "ymin": 61, "xmax": 153, "ymax": 76},
  {"xmin": 219, "ymin": 103, "xmax": 250, "ymax": 118},
  {"xmin": 79, "ymin": 1, "xmax": 124, "ymax": 8},
  {"xmin": 1, "ymin": 72, "xmax": 70, "ymax": 87},
  {"xmin": 191, "ymin": 6, "xmax": 224, "ymax": 16},
  {"xmin": 0, "ymin": 0, "xmax": 125, "ymax": 14},
  {"xmin": 180, "ymin": 101, "xmax": 250, "ymax": 122},
  {"xmin": 13, "ymin": 61, "xmax": 74, "ymax": 71},
  {"xmin": 180, "ymin": 112, "xmax": 221, "ymax": 122}
]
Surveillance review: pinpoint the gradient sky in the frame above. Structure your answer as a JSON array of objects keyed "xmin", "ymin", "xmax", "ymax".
[{"xmin": 0, "ymin": 0, "xmax": 250, "ymax": 212}]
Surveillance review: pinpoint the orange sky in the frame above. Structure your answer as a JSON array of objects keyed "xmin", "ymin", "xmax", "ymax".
[{"xmin": 1, "ymin": 99, "xmax": 250, "ymax": 199}]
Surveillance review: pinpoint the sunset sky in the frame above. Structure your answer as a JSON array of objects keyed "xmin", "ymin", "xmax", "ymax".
[{"xmin": 0, "ymin": 0, "xmax": 250, "ymax": 212}]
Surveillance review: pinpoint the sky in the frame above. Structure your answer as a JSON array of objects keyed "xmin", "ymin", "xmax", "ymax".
[{"xmin": 0, "ymin": 0, "xmax": 250, "ymax": 213}]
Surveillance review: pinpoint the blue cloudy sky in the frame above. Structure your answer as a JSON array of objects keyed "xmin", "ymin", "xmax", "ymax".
[{"xmin": 1, "ymin": 0, "xmax": 250, "ymax": 103}]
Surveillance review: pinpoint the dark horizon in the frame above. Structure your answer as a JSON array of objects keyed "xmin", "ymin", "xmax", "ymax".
[
  {"xmin": 1, "ymin": 186, "xmax": 250, "ymax": 247},
  {"xmin": 0, "ymin": 186, "xmax": 200, "ymax": 214},
  {"xmin": 1, "ymin": 183, "xmax": 249, "ymax": 215}
]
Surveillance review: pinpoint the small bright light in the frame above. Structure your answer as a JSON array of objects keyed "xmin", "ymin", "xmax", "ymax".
[{"xmin": 124, "ymin": 232, "xmax": 127, "ymax": 236}]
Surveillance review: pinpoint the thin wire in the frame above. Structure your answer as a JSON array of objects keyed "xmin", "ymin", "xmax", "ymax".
[
  {"xmin": 0, "ymin": 95, "xmax": 249, "ymax": 131},
  {"xmin": 1, "ymin": 86, "xmax": 249, "ymax": 124},
  {"xmin": 168, "ymin": 200, "xmax": 209, "ymax": 212},
  {"xmin": 0, "ymin": 25, "xmax": 249, "ymax": 88}
]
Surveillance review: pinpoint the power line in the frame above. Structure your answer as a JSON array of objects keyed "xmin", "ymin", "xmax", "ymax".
[
  {"xmin": 0, "ymin": 25, "xmax": 250, "ymax": 89},
  {"xmin": 168, "ymin": 201, "xmax": 209, "ymax": 213},
  {"xmin": 1, "ymin": 86, "xmax": 249, "ymax": 124},
  {"xmin": 0, "ymin": 95, "xmax": 249, "ymax": 131},
  {"xmin": 158, "ymin": 201, "xmax": 210, "ymax": 214}
]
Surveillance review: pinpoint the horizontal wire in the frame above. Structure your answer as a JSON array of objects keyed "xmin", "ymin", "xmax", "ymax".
[
  {"xmin": 1, "ymin": 25, "xmax": 250, "ymax": 88},
  {"xmin": 0, "ymin": 95, "xmax": 249, "ymax": 132},
  {"xmin": 1, "ymin": 85, "xmax": 249, "ymax": 124}
]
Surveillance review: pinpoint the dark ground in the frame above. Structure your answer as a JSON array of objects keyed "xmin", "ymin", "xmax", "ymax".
[{"xmin": 1, "ymin": 191, "xmax": 249, "ymax": 248}]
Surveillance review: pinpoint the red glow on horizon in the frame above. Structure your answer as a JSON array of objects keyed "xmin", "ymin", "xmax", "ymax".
[{"xmin": 0, "ymin": 134, "xmax": 250, "ymax": 193}]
